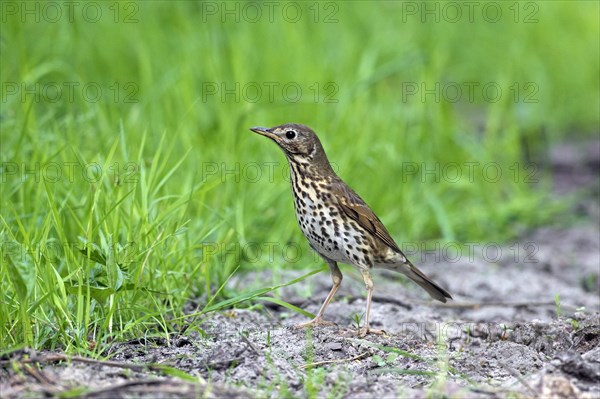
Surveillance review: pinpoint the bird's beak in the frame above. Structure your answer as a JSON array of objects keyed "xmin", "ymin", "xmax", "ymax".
[{"xmin": 250, "ymin": 126, "xmax": 279, "ymax": 141}]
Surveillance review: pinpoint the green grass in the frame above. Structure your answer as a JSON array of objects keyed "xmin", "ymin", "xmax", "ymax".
[{"xmin": 1, "ymin": 1, "xmax": 598, "ymax": 354}]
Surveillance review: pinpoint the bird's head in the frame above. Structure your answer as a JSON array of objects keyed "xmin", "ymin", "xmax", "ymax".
[{"xmin": 250, "ymin": 123, "xmax": 330, "ymax": 167}]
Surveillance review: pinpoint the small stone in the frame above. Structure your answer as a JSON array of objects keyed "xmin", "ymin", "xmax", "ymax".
[
  {"xmin": 326, "ymin": 342, "xmax": 343, "ymax": 351},
  {"xmin": 551, "ymin": 358, "xmax": 562, "ymax": 367},
  {"xmin": 573, "ymin": 311, "xmax": 586, "ymax": 320}
]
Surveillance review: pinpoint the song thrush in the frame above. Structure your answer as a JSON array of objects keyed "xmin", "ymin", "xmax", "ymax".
[{"xmin": 250, "ymin": 123, "xmax": 452, "ymax": 336}]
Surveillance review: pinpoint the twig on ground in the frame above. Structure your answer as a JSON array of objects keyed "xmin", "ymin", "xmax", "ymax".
[
  {"xmin": 497, "ymin": 360, "xmax": 538, "ymax": 397},
  {"xmin": 206, "ymin": 346, "xmax": 248, "ymax": 370},
  {"xmin": 79, "ymin": 379, "xmax": 181, "ymax": 398},
  {"xmin": 22, "ymin": 363, "xmax": 54, "ymax": 386},
  {"xmin": 299, "ymin": 351, "xmax": 370, "ymax": 370},
  {"xmin": 1, "ymin": 354, "xmax": 160, "ymax": 373},
  {"xmin": 371, "ymin": 295, "xmax": 413, "ymax": 309},
  {"xmin": 240, "ymin": 333, "xmax": 260, "ymax": 355},
  {"xmin": 3, "ymin": 354, "xmax": 248, "ymax": 398},
  {"xmin": 430, "ymin": 301, "xmax": 561, "ymax": 309}
]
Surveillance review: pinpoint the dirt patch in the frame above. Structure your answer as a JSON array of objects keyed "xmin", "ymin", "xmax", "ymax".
[{"xmin": 1, "ymin": 140, "xmax": 599, "ymax": 398}]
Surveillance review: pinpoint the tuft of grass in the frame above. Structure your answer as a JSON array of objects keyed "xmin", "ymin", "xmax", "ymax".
[
  {"xmin": 555, "ymin": 294, "xmax": 563, "ymax": 318},
  {"xmin": 1, "ymin": 133, "xmax": 224, "ymax": 353}
]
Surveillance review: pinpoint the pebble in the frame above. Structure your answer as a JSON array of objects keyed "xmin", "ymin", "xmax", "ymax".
[{"xmin": 326, "ymin": 342, "xmax": 343, "ymax": 351}]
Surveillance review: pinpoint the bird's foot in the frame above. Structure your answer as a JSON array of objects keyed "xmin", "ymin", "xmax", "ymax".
[
  {"xmin": 358, "ymin": 326, "xmax": 387, "ymax": 338},
  {"xmin": 294, "ymin": 317, "xmax": 337, "ymax": 329}
]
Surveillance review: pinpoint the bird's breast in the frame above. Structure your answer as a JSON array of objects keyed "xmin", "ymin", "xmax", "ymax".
[
  {"xmin": 288, "ymin": 166, "xmax": 374, "ymax": 266},
  {"xmin": 291, "ymin": 186, "xmax": 364, "ymax": 265}
]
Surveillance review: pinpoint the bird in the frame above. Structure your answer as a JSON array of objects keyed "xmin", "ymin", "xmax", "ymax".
[{"xmin": 250, "ymin": 123, "xmax": 452, "ymax": 336}]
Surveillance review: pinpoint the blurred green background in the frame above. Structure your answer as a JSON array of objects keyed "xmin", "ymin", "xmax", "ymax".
[{"xmin": 1, "ymin": 1, "xmax": 598, "ymax": 352}]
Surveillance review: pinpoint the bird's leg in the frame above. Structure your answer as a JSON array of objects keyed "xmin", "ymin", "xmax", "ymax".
[
  {"xmin": 358, "ymin": 269, "xmax": 386, "ymax": 337},
  {"xmin": 295, "ymin": 260, "xmax": 341, "ymax": 329}
]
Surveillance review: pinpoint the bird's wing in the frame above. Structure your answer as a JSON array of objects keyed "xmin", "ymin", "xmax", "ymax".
[{"xmin": 329, "ymin": 181, "xmax": 402, "ymax": 253}]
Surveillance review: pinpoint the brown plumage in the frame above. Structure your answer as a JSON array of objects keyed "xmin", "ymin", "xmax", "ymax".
[{"xmin": 250, "ymin": 123, "xmax": 452, "ymax": 336}]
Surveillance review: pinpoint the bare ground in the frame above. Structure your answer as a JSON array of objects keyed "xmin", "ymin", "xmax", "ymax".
[{"xmin": 1, "ymin": 140, "xmax": 599, "ymax": 398}]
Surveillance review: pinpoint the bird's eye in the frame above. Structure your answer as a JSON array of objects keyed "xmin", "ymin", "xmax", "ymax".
[{"xmin": 285, "ymin": 130, "xmax": 296, "ymax": 139}]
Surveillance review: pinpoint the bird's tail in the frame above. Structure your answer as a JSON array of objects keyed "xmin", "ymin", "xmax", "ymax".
[{"xmin": 386, "ymin": 260, "xmax": 453, "ymax": 303}]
